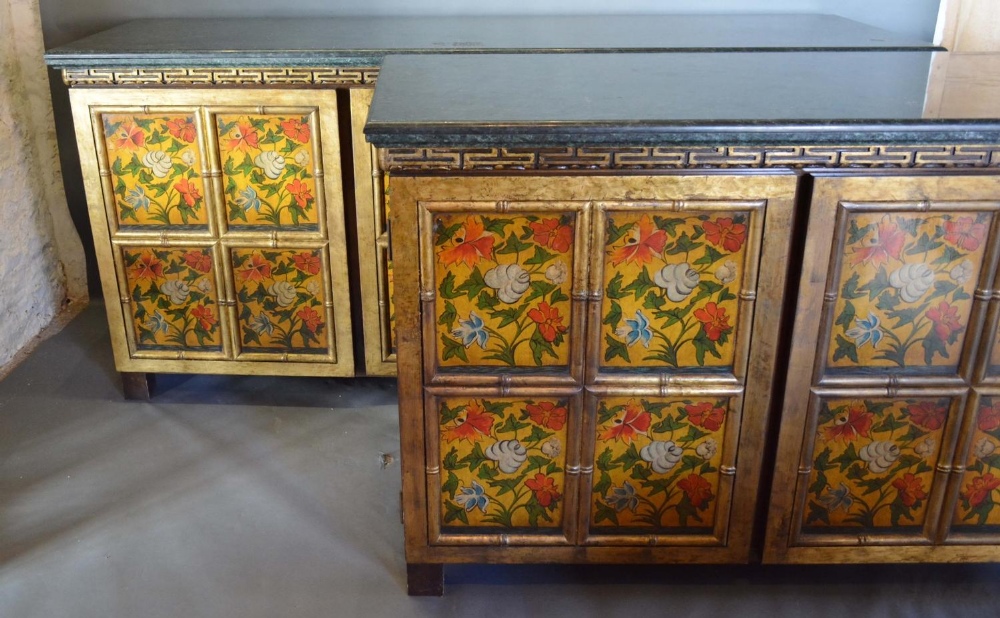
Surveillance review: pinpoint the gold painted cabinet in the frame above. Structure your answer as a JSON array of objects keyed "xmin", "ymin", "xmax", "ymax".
[
  {"xmin": 390, "ymin": 173, "xmax": 797, "ymax": 571},
  {"xmin": 70, "ymin": 88, "xmax": 354, "ymax": 376},
  {"xmin": 765, "ymin": 173, "xmax": 1000, "ymax": 563}
]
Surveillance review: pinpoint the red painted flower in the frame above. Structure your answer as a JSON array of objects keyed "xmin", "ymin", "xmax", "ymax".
[
  {"xmin": 926, "ymin": 302, "xmax": 962, "ymax": 342},
  {"xmin": 174, "ymin": 177, "xmax": 202, "ymax": 207},
  {"xmin": 240, "ymin": 254, "xmax": 272, "ymax": 281},
  {"xmin": 600, "ymin": 400, "xmax": 651, "ymax": 444},
  {"xmin": 296, "ymin": 305, "xmax": 323, "ymax": 333},
  {"xmin": 525, "ymin": 474, "xmax": 561, "ymax": 507},
  {"xmin": 693, "ymin": 302, "xmax": 732, "ymax": 342},
  {"xmin": 978, "ymin": 400, "xmax": 1000, "ymax": 433},
  {"xmin": 227, "ymin": 122, "xmax": 259, "ymax": 151},
  {"xmin": 280, "ymin": 118, "xmax": 311, "ymax": 143},
  {"xmin": 438, "ymin": 217, "xmax": 495, "ymax": 268},
  {"xmin": 852, "ymin": 218, "xmax": 905, "ymax": 268},
  {"xmin": 525, "ymin": 401, "xmax": 567, "ymax": 431},
  {"xmin": 130, "ymin": 251, "xmax": 162, "ymax": 280},
  {"xmin": 528, "ymin": 302, "xmax": 568, "ymax": 343},
  {"xmin": 183, "ymin": 250, "xmax": 212, "ymax": 273},
  {"xmin": 962, "ymin": 473, "xmax": 1000, "ymax": 508},
  {"xmin": 165, "ymin": 117, "xmax": 196, "ymax": 143},
  {"xmin": 892, "ymin": 473, "xmax": 928, "ymax": 507},
  {"xmin": 678, "ymin": 474, "xmax": 714, "ymax": 509},
  {"xmin": 287, "ymin": 178, "xmax": 313, "ymax": 208},
  {"xmin": 824, "ymin": 401, "xmax": 874, "ymax": 443},
  {"xmin": 906, "ymin": 401, "xmax": 947, "ymax": 431},
  {"xmin": 114, "ymin": 122, "xmax": 145, "ymax": 150},
  {"xmin": 944, "ymin": 216, "xmax": 987, "ymax": 252},
  {"xmin": 292, "ymin": 251, "xmax": 321, "ymax": 275},
  {"xmin": 611, "ymin": 215, "xmax": 667, "ymax": 266},
  {"xmin": 685, "ymin": 401, "xmax": 726, "ymax": 432},
  {"xmin": 702, "ymin": 217, "xmax": 747, "ymax": 253},
  {"xmin": 444, "ymin": 401, "xmax": 494, "ymax": 443},
  {"xmin": 191, "ymin": 304, "xmax": 216, "ymax": 331},
  {"xmin": 529, "ymin": 218, "xmax": 573, "ymax": 253}
]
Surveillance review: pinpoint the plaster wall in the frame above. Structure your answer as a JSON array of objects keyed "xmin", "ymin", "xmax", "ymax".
[{"xmin": 0, "ymin": 0, "xmax": 87, "ymax": 371}]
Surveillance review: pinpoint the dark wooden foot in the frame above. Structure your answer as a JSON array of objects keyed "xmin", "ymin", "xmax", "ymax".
[
  {"xmin": 121, "ymin": 372, "xmax": 155, "ymax": 401},
  {"xmin": 406, "ymin": 563, "xmax": 443, "ymax": 596}
]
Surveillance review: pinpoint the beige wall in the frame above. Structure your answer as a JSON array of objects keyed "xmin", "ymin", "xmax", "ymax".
[{"xmin": 0, "ymin": 0, "xmax": 86, "ymax": 372}]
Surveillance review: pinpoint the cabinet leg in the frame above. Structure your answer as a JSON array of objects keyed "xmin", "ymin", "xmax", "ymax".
[
  {"xmin": 406, "ymin": 563, "xmax": 443, "ymax": 596},
  {"xmin": 120, "ymin": 372, "xmax": 155, "ymax": 401}
]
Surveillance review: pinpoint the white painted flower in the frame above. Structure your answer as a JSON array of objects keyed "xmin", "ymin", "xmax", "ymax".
[
  {"xmin": 306, "ymin": 280, "xmax": 321, "ymax": 296},
  {"xmin": 639, "ymin": 440, "xmax": 683, "ymax": 474},
  {"xmin": 950, "ymin": 260, "xmax": 974, "ymax": 285},
  {"xmin": 859, "ymin": 440, "xmax": 901, "ymax": 474},
  {"xmin": 696, "ymin": 438, "xmax": 719, "ymax": 461},
  {"xmin": 254, "ymin": 150, "xmax": 286, "ymax": 180},
  {"xmin": 195, "ymin": 279, "xmax": 212, "ymax": 294},
  {"xmin": 142, "ymin": 150, "xmax": 173, "ymax": 178},
  {"xmin": 294, "ymin": 150, "xmax": 310, "ymax": 166},
  {"xmin": 545, "ymin": 261, "xmax": 568, "ymax": 285},
  {"xmin": 484, "ymin": 264, "xmax": 530, "ymax": 304},
  {"xmin": 975, "ymin": 436, "xmax": 996, "ymax": 459},
  {"xmin": 915, "ymin": 437, "xmax": 936, "ymax": 457},
  {"xmin": 715, "ymin": 260, "xmax": 738, "ymax": 284},
  {"xmin": 485, "ymin": 440, "xmax": 527, "ymax": 474},
  {"xmin": 653, "ymin": 262, "xmax": 700, "ymax": 302},
  {"xmin": 180, "ymin": 150, "xmax": 196, "ymax": 167},
  {"xmin": 160, "ymin": 279, "xmax": 190, "ymax": 305},
  {"xmin": 268, "ymin": 281, "xmax": 298, "ymax": 307},
  {"xmin": 541, "ymin": 437, "xmax": 561, "ymax": 459},
  {"xmin": 889, "ymin": 263, "xmax": 935, "ymax": 303}
]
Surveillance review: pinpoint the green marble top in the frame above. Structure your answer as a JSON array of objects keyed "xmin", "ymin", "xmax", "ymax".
[{"xmin": 44, "ymin": 14, "xmax": 935, "ymax": 69}]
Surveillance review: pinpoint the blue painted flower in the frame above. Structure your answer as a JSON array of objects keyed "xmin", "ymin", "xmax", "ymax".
[
  {"xmin": 452, "ymin": 311, "xmax": 489, "ymax": 349},
  {"xmin": 454, "ymin": 481, "xmax": 489, "ymax": 513},
  {"xmin": 618, "ymin": 309, "xmax": 652, "ymax": 348},
  {"xmin": 144, "ymin": 310, "xmax": 169, "ymax": 334},
  {"xmin": 125, "ymin": 186, "xmax": 150, "ymax": 211},
  {"xmin": 818, "ymin": 483, "xmax": 854, "ymax": 512},
  {"xmin": 235, "ymin": 186, "xmax": 261, "ymax": 212},
  {"xmin": 845, "ymin": 312, "xmax": 883, "ymax": 349},
  {"xmin": 250, "ymin": 313, "xmax": 274, "ymax": 335},
  {"xmin": 605, "ymin": 481, "xmax": 639, "ymax": 512}
]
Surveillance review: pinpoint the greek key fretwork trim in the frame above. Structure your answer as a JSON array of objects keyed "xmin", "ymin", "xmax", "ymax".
[
  {"xmin": 62, "ymin": 67, "xmax": 379, "ymax": 86},
  {"xmin": 381, "ymin": 145, "xmax": 1000, "ymax": 171}
]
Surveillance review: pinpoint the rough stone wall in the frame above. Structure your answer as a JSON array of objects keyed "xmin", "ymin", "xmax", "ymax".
[{"xmin": 0, "ymin": 0, "xmax": 87, "ymax": 371}]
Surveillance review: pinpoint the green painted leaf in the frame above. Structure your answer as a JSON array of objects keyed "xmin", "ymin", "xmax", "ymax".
[
  {"xmin": 524, "ymin": 245, "xmax": 557, "ymax": 266},
  {"xmin": 835, "ymin": 300, "xmax": 856, "ymax": 329},
  {"xmin": 832, "ymin": 334, "xmax": 859, "ymax": 364},
  {"xmin": 831, "ymin": 442, "xmax": 860, "ymax": 471},
  {"xmin": 606, "ymin": 272, "xmax": 626, "ymax": 299},
  {"xmin": 442, "ymin": 472, "xmax": 460, "ymax": 499},
  {"xmin": 622, "ymin": 267, "xmax": 654, "ymax": 299},
  {"xmin": 841, "ymin": 272, "xmax": 864, "ymax": 300},
  {"xmin": 443, "ymin": 501, "xmax": 469, "ymax": 525},
  {"xmin": 440, "ymin": 334, "xmax": 468, "ymax": 363},
  {"xmin": 604, "ymin": 334, "xmax": 630, "ymax": 363}
]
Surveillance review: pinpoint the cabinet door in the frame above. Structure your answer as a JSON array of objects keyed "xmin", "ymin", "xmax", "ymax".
[
  {"xmin": 70, "ymin": 88, "xmax": 354, "ymax": 376},
  {"xmin": 766, "ymin": 174, "xmax": 1000, "ymax": 564}
]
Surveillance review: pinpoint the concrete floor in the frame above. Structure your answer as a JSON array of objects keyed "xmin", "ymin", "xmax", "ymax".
[{"xmin": 2, "ymin": 303, "xmax": 1000, "ymax": 617}]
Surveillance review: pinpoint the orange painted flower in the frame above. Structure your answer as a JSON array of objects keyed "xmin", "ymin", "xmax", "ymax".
[
  {"xmin": 962, "ymin": 473, "xmax": 1000, "ymax": 508},
  {"xmin": 528, "ymin": 302, "xmax": 568, "ymax": 343},
  {"xmin": 824, "ymin": 401, "xmax": 873, "ymax": 443},
  {"xmin": 685, "ymin": 401, "xmax": 726, "ymax": 432},
  {"xmin": 600, "ymin": 400, "xmax": 651, "ymax": 444},
  {"xmin": 702, "ymin": 217, "xmax": 747, "ymax": 253},
  {"xmin": 114, "ymin": 122, "xmax": 145, "ymax": 150},
  {"xmin": 892, "ymin": 473, "xmax": 928, "ymax": 507},
  {"xmin": 926, "ymin": 302, "xmax": 962, "ymax": 341},
  {"xmin": 174, "ymin": 177, "xmax": 201, "ymax": 207},
  {"xmin": 191, "ymin": 304, "xmax": 216, "ymax": 331},
  {"xmin": 296, "ymin": 306, "xmax": 323, "ymax": 332},
  {"xmin": 130, "ymin": 252, "xmax": 162, "ymax": 280},
  {"xmin": 611, "ymin": 215, "xmax": 667, "ymax": 266},
  {"xmin": 693, "ymin": 302, "xmax": 732, "ymax": 342},
  {"xmin": 240, "ymin": 254, "xmax": 272, "ymax": 281},
  {"xmin": 529, "ymin": 218, "xmax": 573, "ymax": 253},
  {"xmin": 444, "ymin": 401, "xmax": 494, "ymax": 443},
  {"xmin": 525, "ymin": 401, "xmax": 567, "ymax": 431},
  {"xmin": 183, "ymin": 250, "xmax": 212, "ymax": 273},
  {"xmin": 852, "ymin": 218, "xmax": 905, "ymax": 268},
  {"xmin": 525, "ymin": 474, "xmax": 561, "ymax": 508},
  {"xmin": 292, "ymin": 251, "xmax": 321, "ymax": 275},
  {"xmin": 438, "ymin": 217, "xmax": 495, "ymax": 268},
  {"xmin": 978, "ymin": 400, "xmax": 1000, "ymax": 432},
  {"xmin": 944, "ymin": 216, "xmax": 987, "ymax": 252},
  {"xmin": 906, "ymin": 401, "xmax": 947, "ymax": 431},
  {"xmin": 227, "ymin": 122, "xmax": 260, "ymax": 151},
  {"xmin": 165, "ymin": 117, "xmax": 196, "ymax": 143},
  {"xmin": 678, "ymin": 474, "xmax": 714, "ymax": 509},
  {"xmin": 287, "ymin": 178, "xmax": 313, "ymax": 208},
  {"xmin": 280, "ymin": 118, "xmax": 311, "ymax": 143}
]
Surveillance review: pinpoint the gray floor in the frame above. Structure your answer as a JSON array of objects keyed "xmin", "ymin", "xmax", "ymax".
[{"xmin": 2, "ymin": 303, "xmax": 1000, "ymax": 617}]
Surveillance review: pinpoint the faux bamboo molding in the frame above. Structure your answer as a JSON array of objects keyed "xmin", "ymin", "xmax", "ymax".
[{"xmin": 62, "ymin": 67, "xmax": 379, "ymax": 86}]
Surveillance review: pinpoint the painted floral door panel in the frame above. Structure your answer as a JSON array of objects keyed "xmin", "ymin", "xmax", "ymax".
[
  {"xmin": 585, "ymin": 394, "xmax": 739, "ymax": 544},
  {"xmin": 431, "ymin": 393, "xmax": 580, "ymax": 544},
  {"xmin": 593, "ymin": 202, "xmax": 764, "ymax": 381},
  {"xmin": 101, "ymin": 111, "xmax": 211, "ymax": 231},
  {"xmin": 120, "ymin": 246, "xmax": 225, "ymax": 356},
  {"xmin": 949, "ymin": 394, "xmax": 1000, "ymax": 536},
  {"xmin": 824, "ymin": 206, "xmax": 997, "ymax": 378},
  {"xmin": 230, "ymin": 246, "xmax": 336, "ymax": 361}
]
